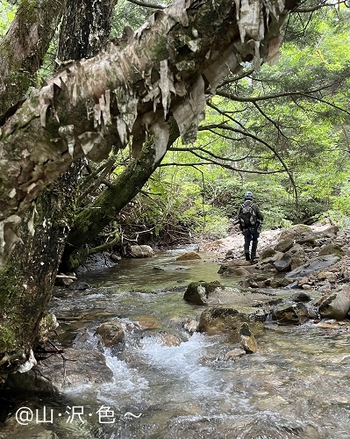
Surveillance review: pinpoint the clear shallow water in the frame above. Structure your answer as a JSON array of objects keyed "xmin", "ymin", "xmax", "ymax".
[{"xmin": 1, "ymin": 250, "xmax": 350, "ymax": 438}]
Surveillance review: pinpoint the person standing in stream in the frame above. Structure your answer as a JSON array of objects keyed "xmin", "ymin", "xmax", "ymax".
[{"xmin": 238, "ymin": 191, "xmax": 264, "ymax": 262}]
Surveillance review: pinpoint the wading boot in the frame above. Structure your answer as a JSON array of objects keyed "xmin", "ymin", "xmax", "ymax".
[{"xmin": 251, "ymin": 241, "xmax": 258, "ymax": 263}]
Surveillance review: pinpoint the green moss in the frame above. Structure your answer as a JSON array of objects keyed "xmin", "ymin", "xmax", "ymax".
[
  {"xmin": 0, "ymin": 324, "xmax": 17, "ymax": 352},
  {"xmin": 0, "ymin": 264, "xmax": 22, "ymax": 308},
  {"xmin": 150, "ymin": 35, "xmax": 169, "ymax": 61}
]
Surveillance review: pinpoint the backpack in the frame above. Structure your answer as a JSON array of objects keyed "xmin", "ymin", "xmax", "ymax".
[{"xmin": 239, "ymin": 200, "xmax": 257, "ymax": 229}]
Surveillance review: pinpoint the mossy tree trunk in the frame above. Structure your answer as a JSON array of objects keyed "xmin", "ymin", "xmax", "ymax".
[
  {"xmin": 0, "ymin": 0, "xmax": 299, "ymax": 374},
  {"xmin": 0, "ymin": 0, "xmax": 66, "ymax": 117},
  {"xmin": 61, "ymin": 118, "xmax": 180, "ymax": 271},
  {"xmin": 0, "ymin": 0, "xmax": 117, "ymax": 376}
]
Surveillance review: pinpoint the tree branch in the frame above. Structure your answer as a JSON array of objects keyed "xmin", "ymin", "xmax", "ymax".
[{"xmin": 126, "ymin": 0, "xmax": 166, "ymax": 9}]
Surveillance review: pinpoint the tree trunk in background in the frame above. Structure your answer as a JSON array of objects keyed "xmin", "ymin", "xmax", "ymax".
[
  {"xmin": 0, "ymin": 0, "xmax": 299, "ymax": 374},
  {"xmin": 0, "ymin": 0, "xmax": 117, "ymax": 376},
  {"xmin": 58, "ymin": 0, "xmax": 116, "ymax": 61},
  {"xmin": 0, "ymin": 0, "xmax": 66, "ymax": 117},
  {"xmin": 61, "ymin": 118, "xmax": 180, "ymax": 271}
]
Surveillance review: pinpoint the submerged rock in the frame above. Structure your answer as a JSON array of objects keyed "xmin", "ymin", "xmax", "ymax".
[{"xmin": 176, "ymin": 251, "xmax": 201, "ymax": 261}]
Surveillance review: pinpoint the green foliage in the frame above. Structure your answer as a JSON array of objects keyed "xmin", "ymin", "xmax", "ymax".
[
  {"xmin": 122, "ymin": 4, "xmax": 350, "ymax": 241},
  {"xmin": 0, "ymin": 0, "xmax": 16, "ymax": 38}
]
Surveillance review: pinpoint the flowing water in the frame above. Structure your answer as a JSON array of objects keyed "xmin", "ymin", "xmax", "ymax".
[{"xmin": 1, "ymin": 249, "xmax": 350, "ymax": 439}]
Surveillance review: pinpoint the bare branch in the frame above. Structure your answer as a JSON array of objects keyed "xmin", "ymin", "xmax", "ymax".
[{"xmin": 126, "ymin": 0, "xmax": 166, "ymax": 9}]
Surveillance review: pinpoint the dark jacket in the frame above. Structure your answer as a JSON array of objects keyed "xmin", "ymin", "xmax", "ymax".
[{"xmin": 237, "ymin": 201, "xmax": 264, "ymax": 232}]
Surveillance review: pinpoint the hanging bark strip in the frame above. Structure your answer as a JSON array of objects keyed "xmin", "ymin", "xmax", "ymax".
[{"xmin": 0, "ymin": 0, "xmax": 299, "ymax": 263}]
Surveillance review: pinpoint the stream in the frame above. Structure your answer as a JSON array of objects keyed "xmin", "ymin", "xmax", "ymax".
[{"xmin": 1, "ymin": 249, "xmax": 350, "ymax": 438}]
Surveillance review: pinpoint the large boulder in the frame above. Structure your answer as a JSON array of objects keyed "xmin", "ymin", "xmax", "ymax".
[
  {"xmin": 278, "ymin": 224, "xmax": 316, "ymax": 245},
  {"xmin": 6, "ymin": 348, "xmax": 113, "ymax": 393},
  {"xmin": 317, "ymin": 287, "xmax": 350, "ymax": 320},
  {"xmin": 286, "ymin": 255, "xmax": 340, "ymax": 280},
  {"xmin": 198, "ymin": 306, "xmax": 265, "ymax": 341},
  {"xmin": 318, "ymin": 243, "xmax": 345, "ymax": 257}
]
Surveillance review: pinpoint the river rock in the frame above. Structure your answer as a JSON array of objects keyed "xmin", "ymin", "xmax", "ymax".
[
  {"xmin": 6, "ymin": 348, "xmax": 113, "ymax": 393},
  {"xmin": 286, "ymin": 255, "xmax": 340, "ymax": 280},
  {"xmin": 317, "ymin": 287, "xmax": 350, "ymax": 320},
  {"xmin": 288, "ymin": 243, "xmax": 307, "ymax": 269},
  {"xmin": 96, "ymin": 321, "xmax": 125, "ymax": 347},
  {"xmin": 259, "ymin": 248, "xmax": 282, "ymax": 265},
  {"xmin": 278, "ymin": 224, "xmax": 316, "ymax": 245},
  {"xmin": 68, "ymin": 281, "xmax": 91, "ymax": 290},
  {"xmin": 155, "ymin": 332, "xmax": 183, "ymax": 347},
  {"xmin": 240, "ymin": 322, "xmax": 258, "ymax": 353},
  {"xmin": 218, "ymin": 260, "xmax": 254, "ymax": 277},
  {"xmin": 129, "ymin": 245, "xmax": 154, "ymax": 258},
  {"xmin": 225, "ymin": 347, "xmax": 246, "ymax": 360},
  {"xmin": 198, "ymin": 306, "xmax": 265, "ymax": 340},
  {"xmin": 271, "ymin": 302, "xmax": 310, "ymax": 325},
  {"xmin": 290, "ymin": 292, "xmax": 311, "ymax": 302},
  {"xmin": 273, "ymin": 253, "xmax": 292, "ymax": 272},
  {"xmin": 183, "ymin": 281, "xmax": 222, "ymax": 305},
  {"xmin": 176, "ymin": 251, "xmax": 201, "ymax": 261},
  {"xmin": 319, "ymin": 243, "xmax": 345, "ymax": 257},
  {"xmin": 274, "ymin": 238, "xmax": 294, "ymax": 253}
]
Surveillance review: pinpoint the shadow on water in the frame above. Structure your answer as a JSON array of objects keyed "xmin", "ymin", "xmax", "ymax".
[{"xmin": 1, "ymin": 250, "xmax": 350, "ymax": 438}]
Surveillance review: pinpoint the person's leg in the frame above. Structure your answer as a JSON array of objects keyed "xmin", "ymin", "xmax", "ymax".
[
  {"xmin": 244, "ymin": 232, "xmax": 252, "ymax": 261},
  {"xmin": 251, "ymin": 230, "xmax": 260, "ymax": 261}
]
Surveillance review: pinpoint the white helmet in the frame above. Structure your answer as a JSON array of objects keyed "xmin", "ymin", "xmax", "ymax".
[{"xmin": 244, "ymin": 191, "xmax": 253, "ymax": 200}]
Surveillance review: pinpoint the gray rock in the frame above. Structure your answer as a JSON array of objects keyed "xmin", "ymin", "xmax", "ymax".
[
  {"xmin": 286, "ymin": 255, "xmax": 340, "ymax": 279},
  {"xmin": 273, "ymin": 253, "xmax": 292, "ymax": 272},
  {"xmin": 319, "ymin": 243, "xmax": 345, "ymax": 257},
  {"xmin": 68, "ymin": 281, "xmax": 90, "ymax": 290},
  {"xmin": 37, "ymin": 348, "xmax": 113, "ymax": 391},
  {"xmin": 274, "ymin": 238, "xmax": 294, "ymax": 253},
  {"xmin": 6, "ymin": 348, "xmax": 113, "ymax": 393},
  {"xmin": 318, "ymin": 287, "xmax": 350, "ymax": 320},
  {"xmin": 129, "ymin": 245, "xmax": 154, "ymax": 258},
  {"xmin": 291, "ymin": 292, "xmax": 311, "ymax": 302},
  {"xmin": 183, "ymin": 281, "xmax": 222, "ymax": 305}
]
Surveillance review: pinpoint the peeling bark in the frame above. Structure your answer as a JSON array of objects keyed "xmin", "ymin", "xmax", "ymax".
[{"xmin": 0, "ymin": 0, "xmax": 299, "ymax": 258}]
